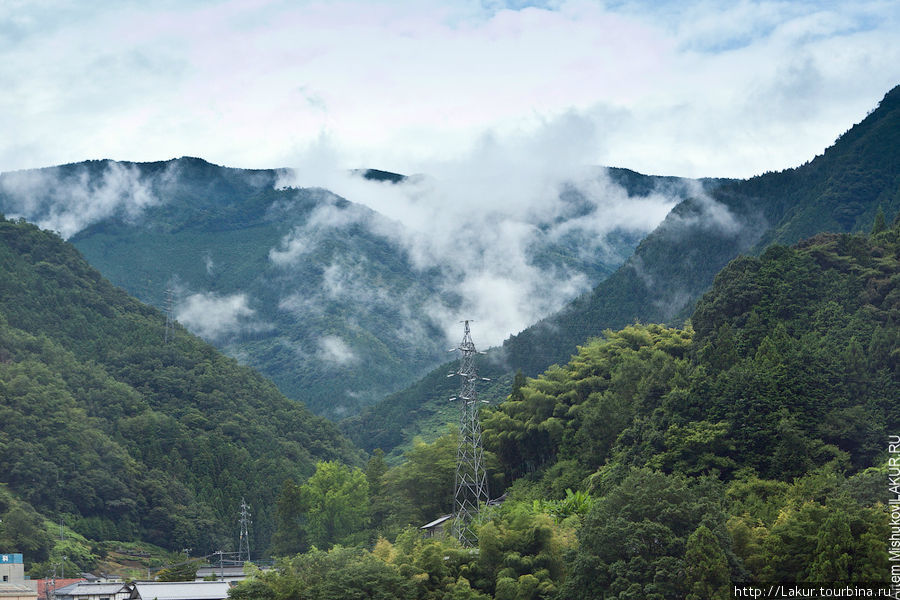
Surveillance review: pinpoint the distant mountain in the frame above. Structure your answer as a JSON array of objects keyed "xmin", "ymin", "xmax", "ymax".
[
  {"xmin": 0, "ymin": 217, "xmax": 361, "ymax": 555},
  {"xmin": 0, "ymin": 157, "xmax": 707, "ymax": 419},
  {"xmin": 347, "ymin": 84, "xmax": 900, "ymax": 455}
]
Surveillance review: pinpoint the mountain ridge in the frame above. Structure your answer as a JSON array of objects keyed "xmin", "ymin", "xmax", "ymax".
[
  {"xmin": 0, "ymin": 157, "xmax": 704, "ymax": 419},
  {"xmin": 346, "ymin": 84, "xmax": 900, "ymax": 455}
]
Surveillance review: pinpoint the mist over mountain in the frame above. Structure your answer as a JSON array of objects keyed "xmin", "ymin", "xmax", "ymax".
[
  {"xmin": 347, "ymin": 84, "xmax": 900, "ymax": 455},
  {"xmin": 0, "ymin": 157, "xmax": 704, "ymax": 418}
]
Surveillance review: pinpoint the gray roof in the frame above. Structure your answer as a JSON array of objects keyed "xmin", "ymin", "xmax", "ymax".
[
  {"xmin": 56, "ymin": 582, "xmax": 130, "ymax": 596},
  {"xmin": 195, "ymin": 566, "xmax": 245, "ymax": 576},
  {"xmin": 132, "ymin": 581, "xmax": 230, "ymax": 600},
  {"xmin": 421, "ymin": 514, "xmax": 453, "ymax": 529},
  {"xmin": 0, "ymin": 582, "xmax": 37, "ymax": 597}
]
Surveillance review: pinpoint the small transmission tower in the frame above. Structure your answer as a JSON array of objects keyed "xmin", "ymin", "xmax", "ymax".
[
  {"xmin": 451, "ymin": 320, "xmax": 490, "ymax": 546},
  {"xmin": 164, "ymin": 287, "xmax": 176, "ymax": 344},
  {"xmin": 237, "ymin": 498, "xmax": 251, "ymax": 563}
]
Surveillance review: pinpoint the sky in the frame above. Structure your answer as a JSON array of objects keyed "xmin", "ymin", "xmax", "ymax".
[
  {"xmin": 2, "ymin": 0, "xmax": 899, "ymax": 351},
  {"xmin": 2, "ymin": 0, "xmax": 899, "ymax": 180}
]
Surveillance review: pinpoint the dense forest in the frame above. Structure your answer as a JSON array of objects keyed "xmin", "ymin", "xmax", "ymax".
[
  {"xmin": 0, "ymin": 158, "xmax": 697, "ymax": 420},
  {"xmin": 346, "ymin": 84, "xmax": 900, "ymax": 456},
  {"xmin": 0, "ymin": 216, "xmax": 362, "ymax": 568},
  {"xmin": 1, "ymin": 86, "xmax": 897, "ymax": 598},
  {"xmin": 230, "ymin": 218, "xmax": 899, "ymax": 599}
]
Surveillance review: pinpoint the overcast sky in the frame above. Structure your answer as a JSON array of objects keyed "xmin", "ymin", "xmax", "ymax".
[{"xmin": 2, "ymin": 0, "xmax": 899, "ymax": 179}]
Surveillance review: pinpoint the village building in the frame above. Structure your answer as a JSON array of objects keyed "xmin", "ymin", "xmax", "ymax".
[
  {"xmin": 52, "ymin": 582, "xmax": 131, "ymax": 600},
  {"xmin": 419, "ymin": 514, "xmax": 453, "ymax": 539},
  {"xmin": 130, "ymin": 581, "xmax": 231, "ymax": 600},
  {"xmin": 35, "ymin": 579, "xmax": 85, "ymax": 600},
  {"xmin": 0, "ymin": 554, "xmax": 38, "ymax": 600},
  {"xmin": 193, "ymin": 566, "xmax": 246, "ymax": 583}
]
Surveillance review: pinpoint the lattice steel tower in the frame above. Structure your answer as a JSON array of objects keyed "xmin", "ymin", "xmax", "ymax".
[
  {"xmin": 451, "ymin": 320, "xmax": 489, "ymax": 546},
  {"xmin": 164, "ymin": 287, "xmax": 176, "ymax": 344},
  {"xmin": 237, "ymin": 498, "xmax": 251, "ymax": 563}
]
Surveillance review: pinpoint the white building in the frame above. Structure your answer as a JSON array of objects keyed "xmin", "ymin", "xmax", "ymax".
[
  {"xmin": 193, "ymin": 567, "xmax": 245, "ymax": 583},
  {"xmin": 130, "ymin": 581, "xmax": 231, "ymax": 600},
  {"xmin": 53, "ymin": 582, "xmax": 131, "ymax": 600},
  {"xmin": 0, "ymin": 553, "xmax": 38, "ymax": 600}
]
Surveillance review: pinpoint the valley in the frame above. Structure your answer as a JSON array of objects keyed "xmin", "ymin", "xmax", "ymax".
[{"xmin": 0, "ymin": 84, "xmax": 897, "ymax": 599}]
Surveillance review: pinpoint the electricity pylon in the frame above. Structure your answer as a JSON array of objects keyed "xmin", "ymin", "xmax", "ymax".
[
  {"xmin": 238, "ymin": 498, "xmax": 251, "ymax": 563},
  {"xmin": 450, "ymin": 320, "xmax": 489, "ymax": 546},
  {"xmin": 164, "ymin": 288, "xmax": 175, "ymax": 343}
]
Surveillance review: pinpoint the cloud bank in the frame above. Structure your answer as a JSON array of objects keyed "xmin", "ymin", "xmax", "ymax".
[
  {"xmin": 275, "ymin": 114, "xmax": 680, "ymax": 347},
  {"xmin": 1, "ymin": 1, "xmax": 898, "ymax": 178},
  {"xmin": 0, "ymin": 162, "xmax": 160, "ymax": 238},
  {"xmin": 175, "ymin": 291, "xmax": 268, "ymax": 340}
]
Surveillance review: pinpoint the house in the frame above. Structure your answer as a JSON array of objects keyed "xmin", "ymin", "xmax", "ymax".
[
  {"xmin": 193, "ymin": 566, "xmax": 246, "ymax": 583},
  {"xmin": 0, "ymin": 553, "xmax": 37, "ymax": 600},
  {"xmin": 52, "ymin": 582, "xmax": 131, "ymax": 600},
  {"xmin": 420, "ymin": 514, "xmax": 453, "ymax": 539},
  {"xmin": 130, "ymin": 581, "xmax": 231, "ymax": 600},
  {"xmin": 36, "ymin": 579, "xmax": 85, "ymax": 600}
]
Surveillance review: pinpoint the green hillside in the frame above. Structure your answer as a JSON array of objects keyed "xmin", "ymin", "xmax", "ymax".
[
  {"xmin": 0, "ymin": 217, "xmax": 362, "ymax": 561},
  {"xmin": 234, "ymin": 219, "xmax": 900, "ymax": 600},
  {"xmin": 347, "ymin": 84, "xmax": 900, "ymax": 455},
  {"xmin": 0, "ymin": 158, "xmax": 699, "ymax": 420}
]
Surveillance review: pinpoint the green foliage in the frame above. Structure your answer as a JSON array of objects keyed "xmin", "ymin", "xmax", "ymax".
[
  {"xmin": 0, "ymin": 217, "xmax": 362, "ymax": 554},
  {"xmin": 0, "ymin": 498, "xmax": 53, "ymax": 564},
  {"xmin": 380, "ymin": 433, "xmax": 459, "ymax": 530},
  {"xmin": 559, "ymin": 469, "xmax": 736, "ymax": 600},
  {"xmin": 301, "ymin": 461, "xmax": 370, "ymax": 550},
  {"xmin": 230, "ymin": 546, "xmax": 416, "ymax": 600},
  {"xmin": 358, "ymin": 85, "xmax": 900, "ymax": 459},
  {"xmin": 531, "ymin": 489, "xmax": 594, "ymax": 523},
  {"xmin": 156, "ymin": 560, "xmax": 200, "ymax": 581},
  {"xmin": 240, "ymin": 498, "xmax": 577, "ymax": 600},
  {"xmin": 684, "ymin": 525, "xmax": 731, "ymax": 600},
  {"xmin": 272, "ymin": 461, "xmax": 369, "ymax": 553},
  {"xmin": 478, "ymin": 222, "xmax": 900, "ymax": 594}
]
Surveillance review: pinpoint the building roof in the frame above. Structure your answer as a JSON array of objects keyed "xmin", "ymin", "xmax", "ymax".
[
  {"xmin": 55, "ymin": 582, "xmax": 130, "ymax": 597},
  {"xmin": 0, "ymin": 582, "xmax": 37, "ymax": 598},
  {"xmin": 36, "ymin": 579, "xmax": 85, "ymax": 600},
  {"xmin": 132, "ymin": 581, "xmax": 230, "ymax": 600},
  {"xmin": 194, "ymin": 566, "xmax": 245, "ymax": 577},
  {"xmin": 420, "ymin": 514, "xmax": 453, "ymax": 529}
]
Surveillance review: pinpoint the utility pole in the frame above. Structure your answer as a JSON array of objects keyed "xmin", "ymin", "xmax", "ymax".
[
  {"xmin": 164, "ymin": 287, "xmax": 175, "ymax": 343},
  {"xmin": 47, "ymin": 564, "xmax": 56, "ymax": 600},
  {"xmin": 237, "ymin": 498, "xmax": 251, "ymax": 564},
  {"xmin": 450, "ymin": 320, "xmax": 490, "ymax": 546}
]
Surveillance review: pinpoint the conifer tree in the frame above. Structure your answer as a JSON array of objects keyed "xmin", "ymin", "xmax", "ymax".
[{"xmin": 684, "ymin": 525, "xmax": 731, "ymax": 600}]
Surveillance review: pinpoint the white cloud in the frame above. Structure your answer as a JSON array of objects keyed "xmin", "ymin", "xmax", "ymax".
[
  {"xmin": 203, "ymin": 251, "xmax": 215, "ymax": 276},
  {"xmin": 318, "ymin": 335, "xmax": 358, "ymax": 366},
  {"xmin": 0, "ymin": 1, "xmax": 897, "ymax": 178},
  {"xmin": 175, "ymin": 291, "xmax": 262, "ymax": 340},
  {"xmin": 0, "ymin": 161, "xmax": 160, "ymax": 238},
  {"xmin": 274, "ymin": 113, "xmax": 680, "ymax": 347},
  {"xmin": 268, "ymin": 194, "xmax": 383, "ymax": 266}
]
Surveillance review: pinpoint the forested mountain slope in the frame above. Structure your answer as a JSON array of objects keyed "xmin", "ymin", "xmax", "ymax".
[
  {"xmin": 236, "ymin": 219, "xmax": 900, "ymax": 600},
  {"xmin": 0, "ymin": 159, "xmax": 702, "ymax": 419},
  {"xmin": 346, "ymin": 84, "xmax": 900, "ymax": 455},
  {"xmin": 506, "ymin": 84, "xmax": 900, "ymax": 374},
  {"xmin": 485, "ymin": 223, "xmax": 900, "ymax": 487},
  {"xmin": 0, "ymin": 217, "xmax": 362, "ymax": 558}
]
